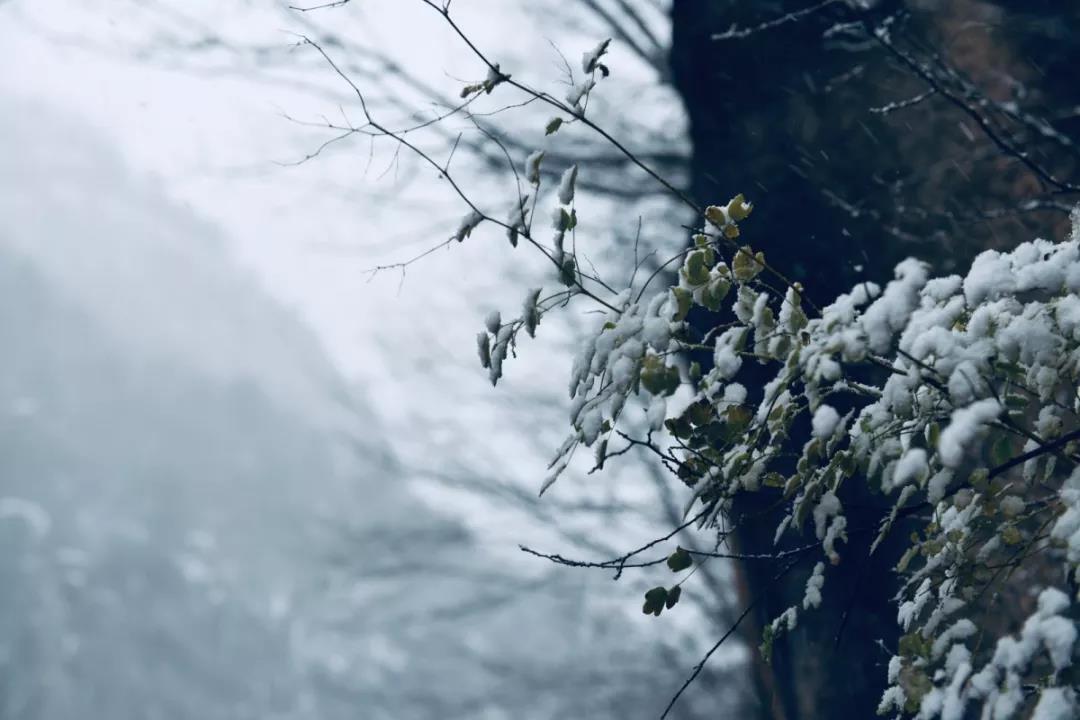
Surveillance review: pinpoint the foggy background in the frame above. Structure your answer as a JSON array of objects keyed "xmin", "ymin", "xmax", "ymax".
[{"xmin": 0, "ymin": 2, "xmax": 742, "ymax": 718}]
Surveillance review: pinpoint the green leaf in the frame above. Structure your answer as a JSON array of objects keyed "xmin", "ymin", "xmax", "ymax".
[
  {"xmin": 924, "ymin": 422, "xmax": 940, "ymax": 448},
  {"xmin": 1004, "ymin": 393, "xmax": 1028, "ymax": 410},
  {"xmin": 664, "ymin": 585, "xmax": 682, "ymax": 609},
  {"xmin": 685, "ymin": 251, "xmax": 710, "ymax": 286},
  {"xmin": 641, "ymin": 369, "xmax": 663, "ymax": 395},
  {"xmin": 703, "ymin": 204, "xmax": 727, "ymax": 227},
  {"xmin": 662, "ymin": 365, "xmax": 681, "ymax": 395},
  {"xmin": 898, "ymin": 632, "xmax": 931, "ymax": 659},
  {"xmin": 732, "ymin": 246, "xmax": 759, "ymax": 282},
  {"xmin": 759, "ymin": 625, "xmax": 775, "ymax": 664},
  {"xmin": 969, "ymin": 467, "xmax": 989, "ymax": 492},
  {"xmin": 763, "ymin": 472, "xmax": 786, "ymax": 488},
  {"xmin": 686, "ymin": 401, "xmax": 713, "ymax": 427},
  {"xmin": 727, "ymin": 193, "xmax": 752, "ymax": 221},
  {"xmin": 838, "ymin": 452, "xmax": 857, "ymax": 478},
  {"xmin": 990, "ymin": 435, "xmax": 1013, "ymax": 467},
  {"xmin": 554, "ymin": 208, "xmax": 571, "ymax": 231},
  {"xmin": 665, "ymin": 416, "xmax": 692, "ymax": 439},
  {"xmin": 901, "ymin": 667, "xmax": 932, "ymax": 713},
  {"xmin": 544, "ymin": 117, "xmax": 563, "ymax": 135},
  {"xmin": 1001, "ymin": 525, "xmax": 1022, "ymax": 546},
  {"xmin": 666, "ymin": 547, "xmax": 693, "ymax": 572},
  {"xmin": 702, "ymin": 276, "xmax": 731, "ymax": 311},
  {"xmin": 476, "ymin": 331, "xmax": 491, "ymax": 369},
  {"xmin": 725, "ymin": 405, "xmax": 753, "ymax": 435},
  {"xmin": 671, "ymin": 287, "xmax": 693, "ymax": 322},
  {"xmin": 642, "ymin": 586, "xmax": 668, "ymax": 616},
  {"xmin": 559, "ymin": 257, "xmax": 576, "ymax": 286}
]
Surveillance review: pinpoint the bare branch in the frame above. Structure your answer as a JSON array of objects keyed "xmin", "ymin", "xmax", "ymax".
[{"xmin": 711, "ymin": 0, "xmax": 845, "ymax": 41}]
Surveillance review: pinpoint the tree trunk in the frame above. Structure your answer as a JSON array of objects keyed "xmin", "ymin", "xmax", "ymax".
[{"xmin": 668, "ymin": 1, "xmax": 1080, "ymax": 717}]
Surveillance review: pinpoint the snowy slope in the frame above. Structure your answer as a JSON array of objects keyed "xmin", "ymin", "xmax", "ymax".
[
  {"xmin": 0, "ymin": 95, "xmax": 395, "ymax": 719},
  {"xmin": 0, "ymin": 95, "xmax": 363, "ymax": 436}
]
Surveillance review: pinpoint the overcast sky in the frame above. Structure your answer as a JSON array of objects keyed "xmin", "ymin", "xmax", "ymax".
[{"xmin": 1, "ymin": 0, "xmax": 694, "ymax": 543}]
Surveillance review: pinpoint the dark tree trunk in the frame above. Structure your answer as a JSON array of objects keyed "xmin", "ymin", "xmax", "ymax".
[
  {"xmin": 668, "ymin": 5, "xmax": 913, "ymax": 711},
  {"xmin": 667, "ymin": 1, "xmax": 1080, "ymax": 718},
  {"xmin": 669, "ymin": 0, "xmax": 908, "ymax": 308}
]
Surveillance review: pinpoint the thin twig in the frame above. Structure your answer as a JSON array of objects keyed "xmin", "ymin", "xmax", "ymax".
[{"xmin": 711, "ymin": 0, "xmax": 844, "ymax": 41}]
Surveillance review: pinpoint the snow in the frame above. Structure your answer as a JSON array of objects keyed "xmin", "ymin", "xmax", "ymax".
[
  {"xmin": 566, "ymin": 78, "xmax": 596, "ymax": 110},
  {"xmin": 996, "ymin": 306, "xmax": 1063, "ymax": 368},
  {"xmin": 642, "ymin": 316, "xmax": 671, "ymax": 348},
  {"xmin": 998, "ymin": 495, "xmax": 1025, "ymax": 518},
  {"xmin": 454, "ymin": 210, "xmax": 484, "ymax": 241},
  {"xmin": 557, "ymin": 165, "xmax": 578, "ymax": 205},
  {"xmin": 892, "ymin": 447, "xmax": 929, "ymax": 489},
  {"xmin": 581, "ymin": 407, "xmax": 604, "ymax": 445},
  {"xmin": 722, "ymin": 383, "xmax": 748, "ymax": 406},
  {"xmin": 1034, "ymin": 588, "xmax": 1076, "ymax": 671},
  {"xmin": 887, "ymin": 655, "xmax": 902, "ymax": 684},
  {"xmin": 962, "ymin": 587, "xmax": 1077, "ymax": 719},
  {"xmin": 813, "ymin": 492, "xmax": 842, "ymax": 540},
  {"xmin": 860, "ymin": 258, "xmax": 928, "ymax": 353},
  {"xmin": 811, "ymin": 404, "xmax": 841, "ymax": 439},
  {"xmin": 1051, "ymin": 468, "xmax": 1080, "ymax": 564},
  {"xmin": 822, "ymin": 515, "xmax": 847, "ymax": 564},
  {"xmin": 898, "ymin": 578, "xmax": 933, "ymax": 631},
  {"xmin": 931, "ymin": 619, "xmax": 977, "ymax": 660},
  {"xmin": 646, "ymin": 395, "xmax": 667, "ymax": 432},
  {"xmin": 938, "ymin": 398, "xmax": 1002, "ymax": 468},
  {"xmin": 802, "ymin": 562, "xmax": 825, "ymax": 609},
  {"xmin": 878, "ymin": 685, "xmax": 906, "ymax": 715},
  {"xmin": 772, "ymin": 607, "xmax": 798, "ymax": 633},
  {"xmin": 946, "ymin": 360, "xmax": 988, "ymax": 405},
  {"xmin": 713, "ymin": 328, "xmax": 745, "ymax": 379},
  {"xmin": 525, "ymin": 150, "xmax": 544, "ymax": 185},
  {"xmin": 1032, "ymin": 688, "xmax": 1078, "ymax": 720},
  {"xmin": 965, "ymin": 238, "xmax": 1080, "ymax": 308},
  {"xmin": 1054, "ymin": 294, "xmax": 1080, "ymax": 340},
  {"xmin": 964, "ymin": 248, "xmax": 1016, "ymax": 306}
]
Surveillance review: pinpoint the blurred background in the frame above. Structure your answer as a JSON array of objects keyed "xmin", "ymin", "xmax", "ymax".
[
  {"xmin": 0, "ymin": 2, "xmax": 740, "ymax": 719},
  {"xmin": 3, "ymin": 1, "xmax": 1079, "ymax": 719}
]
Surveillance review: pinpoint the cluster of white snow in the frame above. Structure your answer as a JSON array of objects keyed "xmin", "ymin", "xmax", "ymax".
[{"xmin": 492, "ymin": 177, "xmax": 1080, "ymax": 716}]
